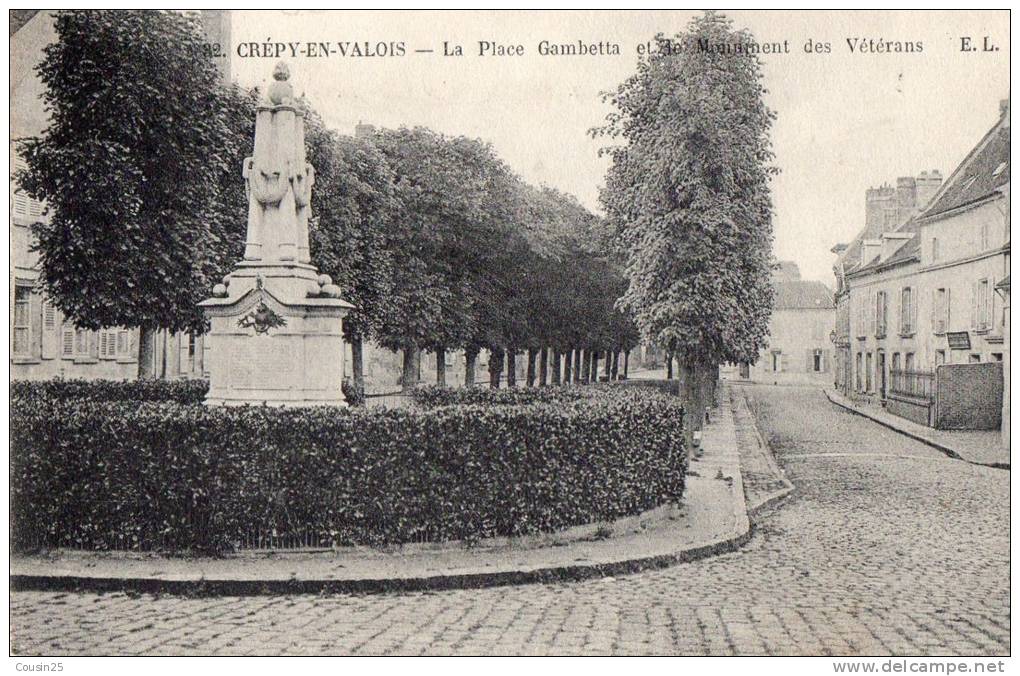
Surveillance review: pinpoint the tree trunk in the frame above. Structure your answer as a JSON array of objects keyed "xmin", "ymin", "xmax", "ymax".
[
  {"xmin": 623, "ymin": 350, "xmax": 630, "ymax": 379},
  {"xmin": 604, "ymin": 350, "xmax": 612, "ymax": 380},
  {"xmin": 435, "ymin": 346, "xmax": 446, "ymax": 386},
  {"xmin": 591, "ymin": 351, "xmax": 600, "ymax": 383},
  {"xmin": 489, "ymin": 348, "xmax": 504, "ymax": 388},
  {"xmin": 551, "ymin": 349, "xmax": 561, "ymax": 385},
  {"xmin": 679, "ymin": 358, "xmax": 710, "ymax": 453},
  {"xmin": 137, "ymin": 325, "xmax": 156, "ymax": 378},
  {"xmin": 539, "ymin": 348, "xmax": 548, "ymax": 386},
  {"xmin": 506, "ymin": 351, "xmax": 517, "ymax": 388},
  {"xmin": 707, "ymin": 362, "xmax": 720, "ymax": 407},
  {"xmin": 158, "ymin": 330, "xmax": 168, "ymax": 379},
  {"xmin": 351, "ymin": 336, "xmax": 365, "ymax": 393},
  {"xmin": 526, "ymin": 348, "xmax": 538, "ymax": 387},
  {"xmin": 666, "ymin": 350, "xmax": 674, "ymax": 380},
  {"xmin": 400, "ymin": 345, "xmax": 420, "ymax": 392},
  {"xmin": 573, "ymin": 349, "xmax": 582, "ymax": 383},
  {"xmin": 611, "ymin": 350, "xmax": 619, "ymax": 380},
  {"xmin": 464, "ymin": 347, "xmax": 478, "ymax": 387},
  {"xmin": 581, "ymin": 350, "xmax": 591, "ymax": 384},
  {"xmin": 563, "ymin": 349, "xmax": 572, "ymax": 384}
]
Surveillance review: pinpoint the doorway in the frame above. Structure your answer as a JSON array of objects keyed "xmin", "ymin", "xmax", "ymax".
[{"xmin": 877, "ymin": 350, "xmax": 887, "ymax": 399}]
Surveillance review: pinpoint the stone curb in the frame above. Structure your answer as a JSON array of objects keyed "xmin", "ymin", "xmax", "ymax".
[
  {"xmin": 733, "ymin": 388, "xmax": 796, "ymax": 519},
  {"xmin": 823, "ymin": 389, "xmax": 1009, "ymax": 471},
  {"xmin": 9, "ymin": 526, "xmax": 752, "ymax": 597}
]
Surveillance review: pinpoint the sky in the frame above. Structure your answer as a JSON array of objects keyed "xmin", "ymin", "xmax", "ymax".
[{"xmin": 228, "ymin": 10, "xmax": 1009, "ymax": 284}]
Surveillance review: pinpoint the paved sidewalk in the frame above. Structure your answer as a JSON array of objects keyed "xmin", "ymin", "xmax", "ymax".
[
  {"xmin": 824, "ymin": 388, "xmax": 1009, "ymax": 469},
  {"xmin": 12, "ymin": 383, "xmax": 752, "ymax": 596}
]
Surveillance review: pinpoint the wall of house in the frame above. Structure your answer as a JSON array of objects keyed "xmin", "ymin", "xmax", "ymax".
[
  {"xmin": 748, "ymin": 308, "xmax": 834, "ymax": 383},
  {"xmin": 847, "ymin": 260, "xmax": 923, "ymax": 396},
  {"xmin": 915, "ymin": 198, "xmax": 1009, "ymax": 368}
]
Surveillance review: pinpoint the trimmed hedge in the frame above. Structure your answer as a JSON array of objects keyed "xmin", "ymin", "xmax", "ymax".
[
  {"xmin": 11, "ymin": 387, "xmax": 685, "ymax": 553},
  {"xmin": 411, "ymin": 381, "xmax": 681, "ymax": 408},
  {"xmin": 410, "ymin": 384, "xmax": 589, "ymax": 408},
  {"xmin": 11, "ymin": 378, "xmax": 209, "ymax": 405}
]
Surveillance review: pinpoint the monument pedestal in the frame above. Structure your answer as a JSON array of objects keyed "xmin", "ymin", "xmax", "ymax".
[{"xmin": 200, "ymin": 267, "xmax": 352, "ymax": 407}]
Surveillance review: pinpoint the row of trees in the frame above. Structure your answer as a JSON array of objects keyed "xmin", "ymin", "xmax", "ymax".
[
  {"xmin": 594, "ymin": 11, "xmax": 778, "ymax": 445},
  {"xmin": 18, "ymin": 10, "xmax": 640, "ymax": 392}
]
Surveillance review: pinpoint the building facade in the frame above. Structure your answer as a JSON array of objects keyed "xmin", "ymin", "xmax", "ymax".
[
  {"xmin": 833, "ymin": 102, "xmax": 1010, "ymax": 435},
  {"xmin": 739, "ymin": 261, "xmax": 834, "ymax": 384}
]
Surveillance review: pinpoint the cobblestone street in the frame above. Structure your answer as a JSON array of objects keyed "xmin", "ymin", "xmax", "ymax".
[{"xmin": 11, "ymin": 385, "xmax": 1009, "ymax": 656}]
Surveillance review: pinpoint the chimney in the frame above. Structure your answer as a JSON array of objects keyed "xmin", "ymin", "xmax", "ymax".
[
  {"xmin": 354, "ymin": 122, "xmax": 376, "ymax": 139},
  {"xmin": 915, "ymin": 169, "xmax": 943, "ymax": 209},
  {"xmin": 895, "ymin": 176, "xmax": 917, "ymax": 223},
  {"xmin": 864, "ymin": 184, "xmax": 896, "ymax": 236},
  {"xmin": 200, "ymin": 10, "xmax": 232, "ymax": 86}
]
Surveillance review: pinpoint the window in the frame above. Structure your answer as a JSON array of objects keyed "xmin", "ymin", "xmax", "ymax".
[
  {"xmin": 935, "ymin": 350, "xmax": 946, "ymax": 366},
  {"xmin": 812, "ymin": 349, "xmax": 823, "ymax": 373},
  {"xmin": 934, "ymin": 288, "xmax": 949, "ymax": 334},
  {"xmin": 865, "ymin": 352, "xmax": 873, "ymax": 392},
  {"xmin": 969, "ymin": 354, "xmax": 982, "ymax": 364},
  {"xmin": 62, "ymin": 325, "xmax": 94, "ymax": 359},
  {"xmin": 892, "ymin": 353, "xmax": 901, "ymax": 372},
  {"xmin": 13, "ymin": 286, "xmax": 32, "ymax": 356},
  {"xmin": 856, "ymin": 295, "xmax": 867, "ymax": 339},
  {"xmin": 772, "ymin": 351, "xmax": 782, "ymax": 372},
  {"xmin": 116, "ymin": 329, "xmax": 131, "ymax": 357},
  {"xmin": 932, "ymin": 237, "xmax": 939, "ymax": 261},
  {"xmin": 899, "ymin": 287, "xmax": 914, "ymax": 335},
  {"xmin": 905, "ymin": 352, "xmax": 915, "ymax": 371},
  {"xmin": 12, "ymin": 155, "xmax": 46, "ymax": 222},
  {"xmin": 974, "ymin": 279, "xmax": 991, "ymax": 330},
  {"xmin": 992, "ymin": 353, "xmax": 1003, "ymax": 362},
  {"xmin": 855, "ymin": 353, "xmax": 863, "ymax": 391},
  {"xmin": 875, "ymin": 291, "xmax": 887, "ymax": 337}
]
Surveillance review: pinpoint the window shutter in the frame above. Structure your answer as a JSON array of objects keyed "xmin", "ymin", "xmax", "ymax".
[
  {"xmin": 180, "ymin": 333, "xmax": 192, "ymax": 375},
  {"xmin": 41, "ymin": 302, "xmax": 57, "ymax": 359},
  {"xmin": 945, "ymin": 288, "xmax": 951, "ymax": 330},
  {"xmin": 989, "ymin": 277, "xmax": 997, "ymax": 331},
  {"xmin": 970, "ymin": 281, "xmax": 977, "ymax": 330},
  {"xmin": 910, "ymin": 288, "xmax": 918, "ymax": 335},
  {"xmin": 29, "ymin": 292, "xmax": 42, "ymax": 360},
  {"xmin": 61, "ymin": 324, "xmax": 73, "ymax": 357},
  {"xmin": 872, "ymin": 291, "xmax": 878, "ymax": 336},
  {"xmin": 99, "ymin": 331, "xmax": 109, "ymax": 359}
]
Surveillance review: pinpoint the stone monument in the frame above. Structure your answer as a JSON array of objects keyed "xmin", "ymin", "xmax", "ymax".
[{"xmin": 200, "ymin": 62, "xmax": 352, "ymax": 407}]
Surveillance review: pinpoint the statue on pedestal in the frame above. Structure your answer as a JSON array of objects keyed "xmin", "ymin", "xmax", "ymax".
[{"xmin": 200, "ymin": 62, "xmax": 352, "ymax": 407}]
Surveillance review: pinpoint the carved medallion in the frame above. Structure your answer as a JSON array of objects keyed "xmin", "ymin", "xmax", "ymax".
[{"xmin": 238, "ymin": 299, "xmax": 287, "ymax": 335}]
